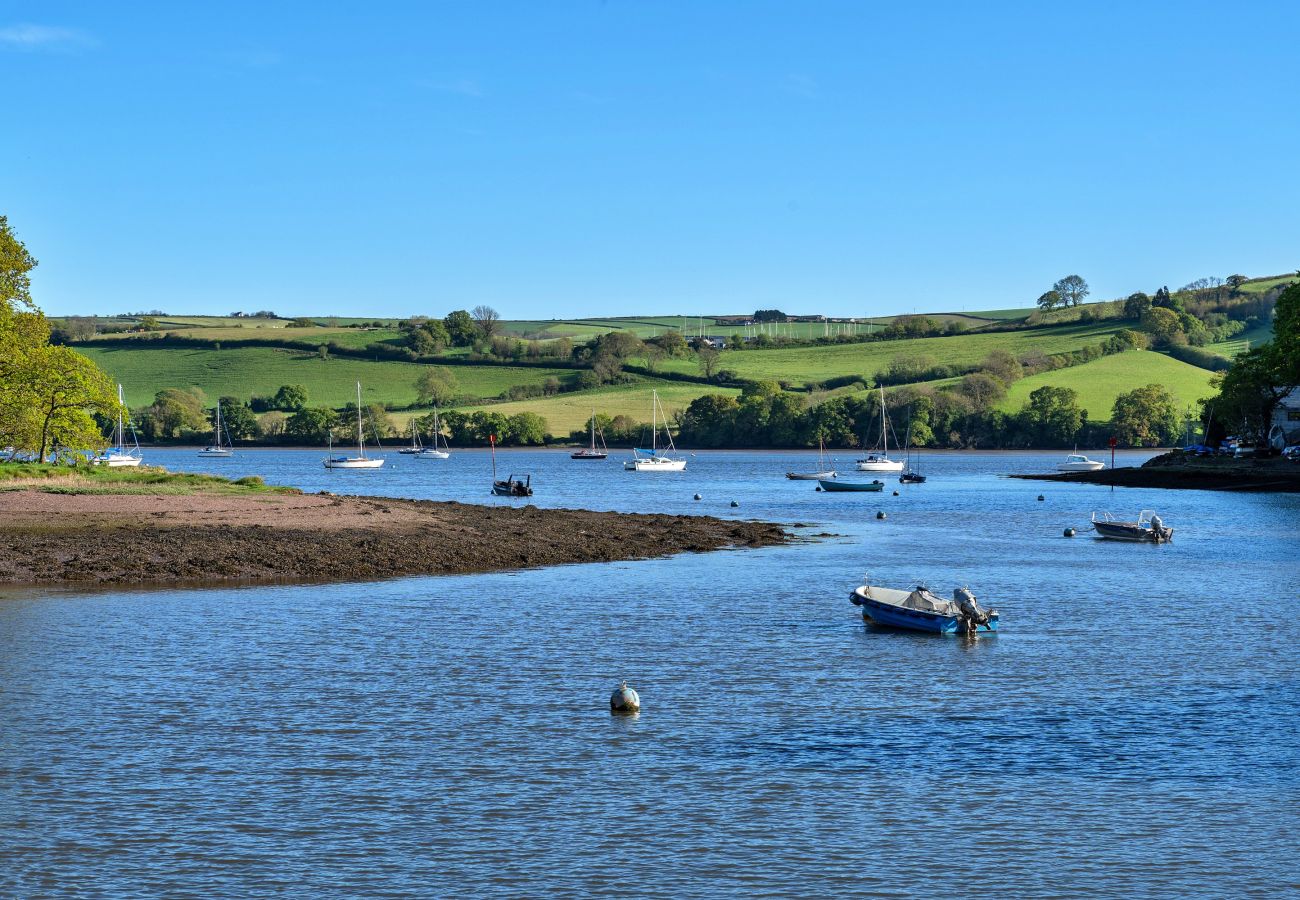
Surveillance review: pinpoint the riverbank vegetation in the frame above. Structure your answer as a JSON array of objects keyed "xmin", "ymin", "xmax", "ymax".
[{"xmin": 0, "ymin": 462, "xmax": 294, "ymax": 496}]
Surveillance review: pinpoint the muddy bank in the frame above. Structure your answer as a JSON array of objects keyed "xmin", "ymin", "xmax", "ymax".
[
  {"xmin": 0, "ymin": 491, "xmax": 792, "ymax": 586},
  {"xmin": 1011, "ymin": 453, "xmax": 1300, "ymax": 492}
]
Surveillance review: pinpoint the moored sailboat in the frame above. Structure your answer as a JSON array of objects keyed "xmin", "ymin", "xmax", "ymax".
[
  {"xmin": 856, "ymin": 386, "xmax": 903, "ymax": 472},
  {"xmin": 323, "ymin": 381, "xmax": 385, "ymax": 469},
  {"xmin": 899, "ymin": 412, "xmax": 925, "ymax": 483},
  {"xmin": 91, "ymin": 384, "xmax": 143, "ymax": 467},
  {"xmin": 571, "ymin": 409, "xmax": 608, "ymax": 460},
  {"xmin": 198, "ymin": 401, "xmax": 234, "ymax": 457},
  {"xmin": 787, "ymin": 438, "xmax": 836, "ymax": 480},
  {"xmin": 625, "ymin": 391, "xmax": 686, "ymax": 471},
  {"xmin": 415, "ymin": 408, "xmax": 451, "ymax": 459}
]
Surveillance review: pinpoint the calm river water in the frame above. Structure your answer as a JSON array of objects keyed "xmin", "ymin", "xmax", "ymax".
[{"xmin": 2, "ymin": 449, "xmax": 1298, "ymax": 897}]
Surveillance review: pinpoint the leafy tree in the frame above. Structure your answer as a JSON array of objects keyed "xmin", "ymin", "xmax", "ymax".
[
  {"xmin": 415, "ymin": 367, "xmax": 459, "ymax": 406},
  {"xmin": 507, "ymin": 412, "xmax": 547, "ymax": 445},
  {"xmin": 650, "ymin": 330, "xmax": 688, "ymax": 357},
  {"xmin": 1123, "ymin": 292, "xmax": 1152, "ymax": 319},
  {"xmin": 472, "ymin": 305, "xmax": 501, "ymax": 339},
  {"xmin": 1140, "ymin": 307, "xmax": 1183, "ymax": 344},
  {"xmin": 444, "ymin": 310, "xmax": 478, "ymax": 346},
  {"xmin": 1052, "ymin": 275, "xmax": 1089, "ymax": 307},
  {"xmin": 958, "ymin": 372, "xmax": 1006, "ymax": 409},
  {"xmin": 753, "ymin": 309, "xmax": 788, "ymax": 323},
  {"xmin": 285, "ymin": 407, "xmax": 339, "ymax": 442},
  {"xmin": 680, "ymin": 394, "xmax": 741, "ymax": 447},
  {"xmin": 698, "ymin": 345, "xmax": 721, "ymax": 379},
  {"xmin": 1153, "ymin": 285, "xmax": 1176, "ymax": 309},
  {"xmin": 217, "ymin": 397, "xmax": 258, "ymax": 439},
  {"xmin": 257, "ymin": 411, "xmax": 287, "ymax": 439},
  {"xmin": 981, "ymin": 349, "xmax": 1024, "ymax": 385},
  {"xmin": 1018, "ymin": 386, "xmax": 1084, "ymax": 446},
  {"xmin": 138, "ymin": 388, "xmax": 208, "ymax": 440},
  {"xmin": 407, "ymin": 319, "xmax": 450, "ymax": 355},
  {"xmin": 1225, "ymin": 274, "xmax": 1248, "ymax": 291},
  {"xmin": 24, "ymin": 344, "xmax": 118, "ymax": 459},
  {"xmin": 272, "ymin": 384, "xmax": 308, "ymax": 411},
  {"xmin": 1036, "ymin": 290, "xmax": 1062, "ymax": 312},
  {"xmin": 1112, "ymin": 384, "xmax": 1179, "ymax": 447}
]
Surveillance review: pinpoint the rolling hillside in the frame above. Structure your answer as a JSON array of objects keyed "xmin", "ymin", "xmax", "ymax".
[{"xmin": 998, "ymin": 351, "xmax": 1216, "ymax": 420}]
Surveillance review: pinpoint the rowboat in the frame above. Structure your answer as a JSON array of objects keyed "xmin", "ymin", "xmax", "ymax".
[
  {"xmin": 1091, "ymin": 510, "xmax": 1173, "ymax": 543},
  {"xmin": 850, "ymin": 582, "xmax": 998, "ymax": 635},
  {"xmin": 818, "ymin": 478, "xmax": 883, "ymax": 492}
]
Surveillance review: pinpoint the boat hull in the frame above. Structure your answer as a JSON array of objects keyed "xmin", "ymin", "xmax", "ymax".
[
  {"xmin": 323, "ymin": 457, "xmax": 385, "ymax": 469},
  {"xmin": 899, "ymin": 472, "xmax": 926, "ymax": 483},
  {"xmin": 855, "ymin": 458, "xmax": 904, "ymax": 472},
  {"xmin": 492, "ymin": 481, "xmax": 533, "ymax": 497},
  {"xmin": 398, "ymin": 448, "xmax": 421, "ymax": 455},
  {"xmin": 1092, "ymin": 521, "xmax": 1174, "ymax": 542},
  {"xmin": 818, "ymin": 479, "xmax": 882, "ymax": 492},
  {"xmin": 850, "ymin": 587, "xmax": 998, "ymax": 635},
  {"xmin": 1058, "ymin": 462, "xmax": 1105, "ymax": 472},
  {"xmin": 92, "ymin": 452, "xmax": 143, "ymax": 467},
  {"xmin": 787, "ymin": 471, "xmax": 835, "ymax": 480},
  {"xmin": 197, "ymin": 448, "xmax": 233, "ymax": 458},
  {"xmin": 625, "ymin": 458, "xmax": 686, "ymax": 471},
  {"xmin": 415, "ymin": 450, "xmax": 450, "ymax": 459},
  {"xmin": 571, "ymin": 451, "xmax": 608, "ymax": 460}
]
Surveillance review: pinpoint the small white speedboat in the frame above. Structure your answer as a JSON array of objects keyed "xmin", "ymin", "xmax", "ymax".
[{"xmin": 1058, "ymin": 453, "xmax": 1104, "ymax": 472}]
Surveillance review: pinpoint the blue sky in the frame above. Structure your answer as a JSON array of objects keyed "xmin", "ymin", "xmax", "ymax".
[{"xmin": 3, "ymin": 1, "xmax": 1297, "ymax": 319}]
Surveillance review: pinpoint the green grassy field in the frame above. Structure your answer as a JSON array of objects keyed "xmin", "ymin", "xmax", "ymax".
[
  {"xmin": 1234, "ymin": 274, "xmax": 1296, "ymax": 294},
  {"xmin": 652, "ymin": 322, "xmax": 1126, "ymax": 385},
  {"xmin": 998, "ymin": 351, "xmax": 1216, "ymax": 421},
  {"xmin": 438, "ymin": 381, "xmax": 738, "ymax": 437},
  {"xmin": 77, "ymin": 346, "xmax": 575, "ymax": 408}
]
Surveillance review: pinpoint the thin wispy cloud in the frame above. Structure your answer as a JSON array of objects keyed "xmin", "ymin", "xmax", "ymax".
[
  {"xmin": 417, "ymin": 77, "xmax": 485, "ymax": 98},
  {"xmin": 0, "ymin": 23, "xmax": 96, "ymax": 51}
]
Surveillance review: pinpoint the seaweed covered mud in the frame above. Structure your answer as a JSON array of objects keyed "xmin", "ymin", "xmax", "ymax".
[{"xmin": 0, "ymin": 470, "xmax": 791, "ymax": 586}]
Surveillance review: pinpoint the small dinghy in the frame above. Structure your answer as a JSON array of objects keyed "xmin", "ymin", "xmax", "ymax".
[
  {"xmin": 492, "ymin": 474, "xmax": 533, "ymax": 497},
  {"xmin": 850, "ymin": 580, "xmax": 998, "ymax": 635},
  {"xmin": 819, "ymin": 478, "xmax": 883, "ymax": 492},
  {"xmin": 1091, "ymin": 510, "xmax": 1173, "ymax": 543}
]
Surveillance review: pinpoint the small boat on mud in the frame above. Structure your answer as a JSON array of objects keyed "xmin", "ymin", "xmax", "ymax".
[
  {"xmin": 1091, "ymin": 510, "xmax": 1173, "ymax": 543},
  {"xmin": 489, "ymin": 433, "xmax": 532, "ymax": 496},
  {"xmin": 819, "ymin": 478, "xmax": 883, "ymax": 492},
  {"xmin": 850, "ymin": 581, "xmax": 998, "ymax": 635}
]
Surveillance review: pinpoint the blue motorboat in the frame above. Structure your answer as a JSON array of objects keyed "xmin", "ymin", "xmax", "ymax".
[{"xmin": 849, "ymin": 583, "xmax": 998, "ymax": 635}]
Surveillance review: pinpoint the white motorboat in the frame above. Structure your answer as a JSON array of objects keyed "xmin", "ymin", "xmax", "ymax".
[
  {"xmin": 91, "ymin": 384, "xmax": 143, "ymax": 467},
  {"xmin": 1058, "ymin": 453, "xmax": 1104, "ymax": 472},
  {"xmin": 324, "ymin": 381, "xmax": 385, "ymax": 469},
  {"xmin": 197, "ymin": 400, "xmax": 234, "ymax": 457},
  {"xmin": 415, "ymin": 408, "xmax": 452, "ymax": 459},
  {"xmin": 625, "ymin": 391, "xmax": 686, "ymax": 471},
  {"xmin": 855, "ymin": 386, "xmax": 904, "ymax": 472}
]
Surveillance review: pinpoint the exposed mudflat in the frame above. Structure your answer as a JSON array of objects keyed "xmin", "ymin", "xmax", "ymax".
[{"xmin": 0, "ymin": 490, "xmax": 791, "ymax": 585}]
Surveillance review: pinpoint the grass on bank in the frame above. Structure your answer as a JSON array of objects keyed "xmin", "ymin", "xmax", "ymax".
[
  {"xmin": 997, "ymin": 351, "xmax": 1217, "ymax": 421},
  {"xmin": 0, "ymin": 463, "xmax": 299, "ymax": 496},
  {"xmin": 77, "ymin": 346, "xmax": 576, "ymax": 408}
]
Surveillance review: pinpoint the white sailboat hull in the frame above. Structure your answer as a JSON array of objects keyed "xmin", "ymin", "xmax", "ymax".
[
  {"xmin": 855, "ymin": 457, "xmax": 904, "ymax": 472},
  {"xmin": 93, "ymin": 452, "xmax": 143, "ymax": 467},
  {"xmin": 323, "ymin": 457, "xmax": 385, "ymax": 469},
  {"xmin": 415, "ymin": 449, "xmax": 450, "ymax": 459},
  {"xmin": 625, "ymin": 457, "xmax": 686, "ymax": 471},
  {"xmin": 197, "ymin": 448, "xmax": 233, "ymax": 458},
  {"xmin": 787, "ymin": 471, "xmax": 836, "ymax": 480}
]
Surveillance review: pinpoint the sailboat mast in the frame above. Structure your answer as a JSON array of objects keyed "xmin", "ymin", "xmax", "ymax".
[
  {"xmin": 355, "ymin": 381, "xmax": 365, "ymax": 456},
  {"xmin": 117, "ymin": 384, "xmax": 125, "ymax": 448},
  {"xmin": 652, "ymin": 391, "xmax": 658, "ymax": 454},
  {"xmin": 880, "ymin": 386, "xmax": 888, "ymax": 455}
]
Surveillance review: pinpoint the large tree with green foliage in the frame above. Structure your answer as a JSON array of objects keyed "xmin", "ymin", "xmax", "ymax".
[
  {"xmin": 1018, "ymin": 386, "xmax": 1084, "ymax": 446},
  {"xmin": 443, "ymin": 310, "xmax": 478, "ymax": 347},
  {"xmin": 414, "ymin": 367, "xmax": 459, "ymax": 406},
  {"xmin": 1052, "ymin": 275, "xmax": 1090, "ymax": 307},
  {"xmin": 0, "ymin": 216, "xmax": 120, "ymax": 457},
  {"xmin": 1111, "ymin": 384, "xmax": 1180, "ymax": 447}
]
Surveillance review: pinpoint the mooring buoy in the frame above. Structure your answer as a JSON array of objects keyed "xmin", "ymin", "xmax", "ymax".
[
  {"xmin": 876, "ymin": 511, "xmax": 887, "ymax": 519},
  {"xmin": 815, "ymin": 486, "xmax": 823, "ymax": 492},
  {"xmin": 730, "ymin": 500, "xmax": 739, "ymax": 507},
  {"xmin": 610, "ymin": 681, "xmax": 640, "ymax": 714},
  {"xmin": 693, "ymin": 493, "xmax": 702, "ymax": 501},
  {"xmin": 1064, "ymin": 527, "xmax": 1076, "ymax": 537},
  {"xmin": 1037, "ymin": 494, "xmax": 1045, "ymax": 502},
  {"xmin": 892, "ymin": 490, "xmax": 899, "ymax": 496}
]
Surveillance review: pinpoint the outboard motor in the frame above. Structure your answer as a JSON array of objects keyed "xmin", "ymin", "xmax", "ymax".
[{"xmin": 954, "ymin": 587, "xmax": 990, "ymax": 634}]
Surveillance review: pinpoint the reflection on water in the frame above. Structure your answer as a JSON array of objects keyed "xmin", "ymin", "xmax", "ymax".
[{"xmin": 2, "ymin": 450, "xmax": 1298, "ymax": 897}]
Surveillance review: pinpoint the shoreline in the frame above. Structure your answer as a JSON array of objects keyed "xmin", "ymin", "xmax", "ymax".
[
  {"xmin": 1010, "ymin": 456, "xmax": 1300, "ymax": 493},
  {"xmin": 0, "ymin": 489, "xmax": 793, "ymax": 587}
]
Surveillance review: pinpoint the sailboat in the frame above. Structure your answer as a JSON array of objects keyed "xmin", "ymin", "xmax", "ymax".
[
  {"xmin": 856, "ymin": 386, "xmax": 904, "ymax": 472},
  {"xmin": 198, "ymin": 401, "xmax": 234, "ymax": 457},
  {"xmin": 624, "ymin": 391, "xmax": 686, "ymax": 471},
  {"xmin": 899, "ymin": 411, "xmax": 925, "ymax": 483},
  {"xmin": 323, "ymin": 381, "xmax": 385, "ymax": 469},
  {"xmin": 416, "ymin": 408, "xmax": 451, "ymax": 459},
  {"xmin": 571, "ymin": 409, "xmax": 608, "ymax": 460},
  {"xmin": 398, "ymin": 419, "xmax": 423, "ymax": 454},
  {"xmin": 489, "ymin": 433, "xmax": 532, "ymax": 496},
  {"xmin": 91, "ymin": 384, "xmax": 143, "ymax": 467},
  {"xmin": 787, "ymin": 438, "xmax": 837, "ymax": 480}
]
